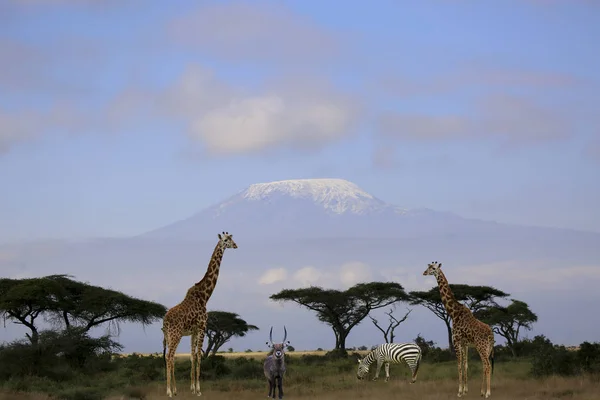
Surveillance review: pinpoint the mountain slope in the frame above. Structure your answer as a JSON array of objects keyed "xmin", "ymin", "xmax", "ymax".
[{"xmin": 140, "ymin": 178, "xmax": 583, "ymax": 241}]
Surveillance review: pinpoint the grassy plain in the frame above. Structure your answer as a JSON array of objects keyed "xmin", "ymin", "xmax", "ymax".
[{"xmin": 1, "ymin": 352, "xmax": 598, "ymax": 400}]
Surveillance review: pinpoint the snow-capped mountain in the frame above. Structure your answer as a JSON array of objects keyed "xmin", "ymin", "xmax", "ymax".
[
  {"xmin": 239, "ymin": 178, "xmax": 396, "ymax": 215},
  {"xmin": 141, "ymin": 178, "xmax": 512, "ymax": 240}
]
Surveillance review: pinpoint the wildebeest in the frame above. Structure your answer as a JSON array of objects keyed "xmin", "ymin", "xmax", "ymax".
[{"xmin": 263, "ymin": 326, "xmax": 290, "ymax": 399}]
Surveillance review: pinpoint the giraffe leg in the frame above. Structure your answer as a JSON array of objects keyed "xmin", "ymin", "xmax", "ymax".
[
  {"xmin": 384, "ymin": 362, "xmax": 390, "ymax": 382},
  {"xmin": 463, "ymin": 345, "xmax": 469, "ymax": 394},
  {"xmin": 477, "ymin": 344, "xmax": 494, "ymax": 399},
  {"xmin": 454, "ymin": 342, "xmax": 464, "ymax": 397},
  {"xmin": 190, "ymin": 334, "xmax": 197, "ymax": 394},
  {"xmin": 194, "ymin": 329, "xmax": 206, "ymax": 396},
  {"xmin": 477, "ymin": 345, "xmax": 492, "ymax": 398},
  {"xmin": 167, "ymin": 335, "xmax": 182, "ymax": 398}
]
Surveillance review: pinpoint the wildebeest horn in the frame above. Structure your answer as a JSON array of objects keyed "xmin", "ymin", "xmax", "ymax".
[{"xmin": 283, "ymin": 326, "xmax": 287, "ymax": 343}]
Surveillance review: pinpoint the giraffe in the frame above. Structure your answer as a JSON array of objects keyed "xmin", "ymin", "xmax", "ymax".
[
  {"xmin": 161, "ymin": 231, "xmax": 238, "ymax": 397},
  {"xmin": 422, "ymin": 261, "xmax": 495, "ymax": 398}
]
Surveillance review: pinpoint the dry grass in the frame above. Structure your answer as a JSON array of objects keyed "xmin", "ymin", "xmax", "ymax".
[
  {"xmin": 2, "ymin": 356, "xmax": 598, "ymax": 400},
  {"xmin": 103, "ymin": 375, "xmax": 598, "ymax": 400}
]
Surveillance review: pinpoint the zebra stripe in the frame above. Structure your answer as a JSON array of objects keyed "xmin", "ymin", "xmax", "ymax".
[{"xmin": 357, "ymin": 342, "xmax": 422, "ymax": 382}]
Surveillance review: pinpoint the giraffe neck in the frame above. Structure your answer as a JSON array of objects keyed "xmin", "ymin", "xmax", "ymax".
[
  {"xmin": 192, "ymin": 242, "xmax": 224, "ymax": 300},
  {"xmin": 435, "ymin": 270, "xmax": 463, "ymax": 321}
]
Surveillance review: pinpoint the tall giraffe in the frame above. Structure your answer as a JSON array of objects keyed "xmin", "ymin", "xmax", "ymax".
[
  {"xmin": 162, "ymin": 232, "xmax": 238, "ymax": 397},
  {"xmin": 422, "ymin": 261, "xmax": 495, "ymax": 398}
]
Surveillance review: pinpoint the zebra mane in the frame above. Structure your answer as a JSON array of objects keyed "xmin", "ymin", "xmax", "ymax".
[{"xmin": 360, "ymin": 348, "xmax": 377, "ymax": 366}]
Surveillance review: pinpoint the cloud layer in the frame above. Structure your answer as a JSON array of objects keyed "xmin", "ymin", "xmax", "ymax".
[{"xmin": 2, "ymin": 1, "xmax": 594, "ymax": 158}]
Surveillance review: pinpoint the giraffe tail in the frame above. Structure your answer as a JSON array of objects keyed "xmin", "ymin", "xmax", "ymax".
[
  {"xmin": 490, "ymin": 346, "xmax": 495, "ymax": 375},
  {"xmin": 162, "ymin": 333, "xmax": 167, "ymax": 370}
]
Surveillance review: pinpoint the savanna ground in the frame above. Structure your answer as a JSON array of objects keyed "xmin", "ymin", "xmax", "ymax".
[{"xmin": 1, "ymin": 351, "xmax": 598, "ymax": 400}]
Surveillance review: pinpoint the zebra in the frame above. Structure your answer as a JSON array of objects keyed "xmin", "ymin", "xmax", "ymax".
[
  {"xmin": 263, "ymin": 326, "xmax": 290, "ymax": 399},
  {"xmin": 356, "ymin": 342, "xmax": 422, "ymax": 383}
]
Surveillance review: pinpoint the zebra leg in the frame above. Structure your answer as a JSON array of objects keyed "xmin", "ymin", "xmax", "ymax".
[
  {"xmin": 373, "ymin": 359, "xmax": 383, "ymax": 381},
  {"xmin": 410, "ymin": 353, "xmax": 422, "ymax": 383},
  {"xmin": 384, "ymin": 362, "xmax": 390, "ymax": 382}
]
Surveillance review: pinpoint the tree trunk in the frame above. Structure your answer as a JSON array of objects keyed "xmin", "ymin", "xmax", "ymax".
[
  {"xmin": 446, "ymin": 321, "xmax": 454, "ymax": 354},
  {"xmin": 26, "ymin": 327, "xmax": 39, "ymax": 346},
  {"xmin": 334, "ymin": 330, "xmax": 340, "ymax": 349},
  {"xmin": 338, "ymin": 331, "xmax": 349, "ymax": 355},
  {"xmin": 506, "ymin": 336, "xmax": 517, "ymax": 358},
  {"xmin": 338, "ymin": 335, "xmax": 346, "ymax": 351}
]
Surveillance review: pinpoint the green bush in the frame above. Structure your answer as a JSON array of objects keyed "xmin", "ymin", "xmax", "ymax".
[
  {"xmin": 0, "ymin": 330, "xmax": 120, "ymax": 382},
  {"xmin": 578, "ymin": 342, "xmax": 600, "ymax": 374},
  {"xmin": 530, "ymin": 336, "xmax": 581, "ymax": 378}
]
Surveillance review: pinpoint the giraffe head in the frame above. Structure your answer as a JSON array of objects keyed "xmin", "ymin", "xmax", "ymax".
[
  {"xmin": 266, "ymin": 326, "xmax": 290, "ymax": 360},
  {"xmin": 423, "ymin": 261, "xmax": 442, "ymax": 277},
  {"xmin": 356, "ymin": 356, "xmax": 370, "ymax": 380},
  {"xmin": 217, "ymin": 231, "xmax": 238, "ymax": 249}
]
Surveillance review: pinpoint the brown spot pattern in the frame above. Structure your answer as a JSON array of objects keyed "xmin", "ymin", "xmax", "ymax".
[{"xmin": 435, "ymin": 268, "xmax": 495, "ymax": 398}]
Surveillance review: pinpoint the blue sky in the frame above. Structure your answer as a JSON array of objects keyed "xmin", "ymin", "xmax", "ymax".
[{"xmin": 1, "ymin": 0, "xmax": 599, "ymax": 242}]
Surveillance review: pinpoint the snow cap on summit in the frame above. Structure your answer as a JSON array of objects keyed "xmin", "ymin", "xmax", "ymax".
[{"xmin": 241, "ymin": 178, "xmax": 386, "ymax": 214}]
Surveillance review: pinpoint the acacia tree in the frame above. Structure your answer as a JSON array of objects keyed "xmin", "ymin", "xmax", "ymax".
[
  {"xmin": 270, "ymin": 282, "xmax": 411, "ymax": 356},
  {"xmin": 409, "ymin": 284, "xmax": 509, "ymax": 352},
  {"xmin": 0, "ymin": 276, "xmax": 66, "ymax": 344},
  {"xmin": 44, "ymin": 275, "xmax": 167, "ymax": 334},
  {"xmin": 204, "ymin": 311, "xmax": 259, "ymax": 357},
  {"xmin": 369, "ymin": 307, "xmax": 412, "ymax": 344},
  {"xmin": 0, "ymin": 275, "xmax": 167, "ymax": 344},
  {"xmin": 476, "ymin": 299, "xmax": 538, "ymax": 357}
]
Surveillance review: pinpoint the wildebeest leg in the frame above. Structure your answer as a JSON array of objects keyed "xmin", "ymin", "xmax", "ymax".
[{"xmin": 277, "ymin": 376, "xmax": 284, "ymax": 399}]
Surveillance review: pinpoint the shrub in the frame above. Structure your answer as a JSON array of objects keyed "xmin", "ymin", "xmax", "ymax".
[
  {"xmin": 0, "ymin": 329, "xmax": 121, "ymax": 381},
  {"xmin": 530, "ymin": 336, "xmax": 579, "ymax": 378},
  {"xmin": 414, "ymin": 334, "xmax": 436, "ymax": 359},
  {"xmin": 578, "ymin": 342, "xmax": 600, "ymax": 374}
]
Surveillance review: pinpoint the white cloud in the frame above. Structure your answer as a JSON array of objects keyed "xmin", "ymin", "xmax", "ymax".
[
  {"xmin": 292, "ymin": 266, "xmax": 322, "ymax": 287},
  {"xmin": 192, "ymin": 93, "xmax": 354, "ymax": 155},
  {"xmin": 168, "ymin": 2, "xmax": 343, "ymax": 65},
  {"xmin": 258, "ymin": 268, "xmax": 288, "ymax": 285},
  {"xmin": 0, "ymin": 110, "xmax": 41, "ymax": 153},
  {"xmin": 379, "ymin": 266, "xmax": 432, "ymax": 292},
  {"xmin": 377, "ymin": 93, "xmax": 572, "ymax": 148},
  {"xmin": 105, "ymin": 64, "xmax": 361, "ymax": 156},
  {"xmin": 453, "ymin": 260, "xmax": 600, "ymax": 291},
  {"xmin": 339, "ymin": 261, "xmax": 372, "ymax": 287}
]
